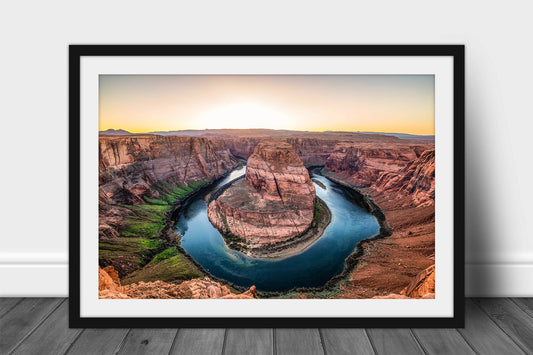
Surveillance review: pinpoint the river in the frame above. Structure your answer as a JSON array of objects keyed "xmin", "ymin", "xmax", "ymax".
[{"xmin": 175, "ymin": 165, "xmax": 380, "ymax": 292}]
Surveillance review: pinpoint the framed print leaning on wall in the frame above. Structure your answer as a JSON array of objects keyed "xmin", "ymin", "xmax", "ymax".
[{"xmin": 69, "ymin": 45, "xmax": 465, "ymax": 328}]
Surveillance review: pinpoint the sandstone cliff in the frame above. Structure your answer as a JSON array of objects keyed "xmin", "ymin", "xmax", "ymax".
[
  {"xmin": 322, "ymin": 143, "xmax": 436, "ymax": 299},
  {"xmin": 324, "ymin": 143, "xmax": 424, "ymax": 186},
  {"xmin": 99, "ymin": 135, "xmax": 238, "ymax": 205},
  {"xmin": 99, "ymin": 266, "xmax": 257, "ymax": 299},
  {"xmin": 99, "ymin": 135, "xmax": 238, "ymax": 239},
  {"xmin": 221, "ymin": 130, "xmax": 400, "ymax": 167},
  {"xmin": 374, "ymin": 149, "xmax": 435, "ymax": 206},
  {"xmin": 401, "ymin": 264, "xmax": 435, "ymax": 298},
  {"xmin": 324, "ymin": 143, "xmax": 434, "ymax": 205},
  {"xmin": 226, "ymin": 137, "xmax": 338, "ymax": 166},
  {"xmin": 245, "ymin": 141, "xmax": 316, "ymax": 204},
  {"xmin": 208, "ymin": 142, "xmax": 316, "ymax": 247},
  {"xmin": 371, "ymin": 264, "xmax": 435, "ymax": 299},
  {"xmin": 99, "ymin": 266, "xmax": 129, "ymax": 299},
  {"xmin": 98, "ymin": 135, "xmax": 239, "ymax": 277},
  {"xmin": 225, "ymin": 137, "xmax": 261, "ymax": 160}
]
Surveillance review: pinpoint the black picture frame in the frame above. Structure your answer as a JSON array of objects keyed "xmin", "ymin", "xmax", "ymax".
[{"xmin": 69, "ymin": 45, "xmax": 465, "ymax": 328}]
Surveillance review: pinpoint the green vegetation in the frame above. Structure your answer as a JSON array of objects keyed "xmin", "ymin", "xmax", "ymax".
[
  {"xmin": 122, "ymin": 249, "xmax": 203, "ymax": 285},
  {"xmin": 305, "ymin": 286, "xmax": 343, "ymax": 298},
  {"xmin": 312, "ymin": 198, "xmax": 328, "ymax": 227},
  {"xmin": 119, "ymin": 180, "xmax": 208, "ymax": 240},
  {"xmin": 222, "ymin": 231, "xmax": 248, "ymax": 252},
  {"xmin": 149, "ymin": 246, "xmax": 179, "ymax": 265},
  {"xmin": 139, "ymin": 238, "xmax": 165, "ymax": 250},
  {"xmin": 99, "ymin": 237, "xmax": 164, "ymax": 269},
  {"xmin": 120, "ymin": 204, "xmax": 171, "ymax": 239},
  {"xmin": 100, "ymin": 179, "xmax": 211, "ymax": 281},
  {"xmin": 144, "ymin": 180, "xmax": 208, "ymax": 206},
  {"xmin": 265, "ymin": 279, "xmax": 345, "ymax": 299},
  {"xmin": 267, "ymin": 292, "xmax": 300, "ymax": 299}
]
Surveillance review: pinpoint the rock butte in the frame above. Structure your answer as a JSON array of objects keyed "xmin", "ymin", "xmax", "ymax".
[{"xmin": 208, "ymin": 142, "xmax": 316, "ymax": 246}]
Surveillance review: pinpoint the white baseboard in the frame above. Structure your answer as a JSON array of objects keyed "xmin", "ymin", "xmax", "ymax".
[
  {"xmin": 465, "ymin": 263, "xmax": 533, "ymax": 297},
  {"xmin": 0, "ymin": 264, "xmax": 68, "ymax": 297},
  {"xmin": 1, "ymin": 260, "xmax": 532, "ymax": 297}
]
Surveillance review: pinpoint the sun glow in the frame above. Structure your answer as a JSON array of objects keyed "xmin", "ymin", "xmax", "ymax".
[
  {"xmin": 100, "ymin": 75, "xmax": 435, "ymax": 135},
  {"xmin": 194, "ymin": 102, "xmax": 292, "ymax": 130}
]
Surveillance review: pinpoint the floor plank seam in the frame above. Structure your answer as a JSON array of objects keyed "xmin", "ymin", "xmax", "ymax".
[
  {"xmin": 455, "ymin": 329, "xmax": 481, "ymax": 355},
  {"xmin": 8, "ymin": 298, "xmax": 66, "ymax": 355},
  {"xmin": 510, "ymin": 298, "xmax": 533, "ymax": 319},
  {"xmin": 221, "ymin": 328, "xmax": 228, "ymax": 355},
  {"xmin": 0, "ymin": 298, "xmax": 24, "ymax": 320},
  {"xmin": 473, "ymin": 299, "xmax": 528, "ymax": 355},
  {"xmin": 272, "ymin": 329, "xmax": 277, "ymax": 355},
  {"xmin": 62, "ymin": 328, "xmax": 86, "ymax": 355},
  {"xmin": 409, "ymin": 329, "xmax": 429, "ymax": 355},
  {"xmin": 318, "ymin": 329, "xmax": 327, "ymax": 355},
  {"xmin": 363, "ymin": 329, "xmax": 378, "ymax": 355},
  {"xmin": 500, "ymin": 299, "xmax": 533, "ymax": 354},
  {"xmin": 114, "ymin": 328, "xmax": 132, "ymax": 355},
  {"xmin": 167, "ymin": 328, "xmax": 180, "ymax": 355}
]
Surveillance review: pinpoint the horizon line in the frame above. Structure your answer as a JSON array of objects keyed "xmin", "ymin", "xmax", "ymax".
[{"xmin": 99, "ymin": 127, "xmax": 436, "ymax": 137}]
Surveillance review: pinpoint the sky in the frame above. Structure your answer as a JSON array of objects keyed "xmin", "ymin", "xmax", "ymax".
[{"xmin": 99, "ymin": 75, "xmax": 435, "ymax": 135}]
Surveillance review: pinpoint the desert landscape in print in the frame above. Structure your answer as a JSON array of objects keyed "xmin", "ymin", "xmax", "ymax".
[{"xmin": 98, "ymin": 75, "xmax": 436, "ymax": 299}]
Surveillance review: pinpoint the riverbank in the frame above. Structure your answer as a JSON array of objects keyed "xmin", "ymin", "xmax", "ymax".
[
  {"xmin": 319, "ymin": 168, "xmax": 435, "ymax": 299},
  {"xmin": 103, "ymin": 170, "xmax": 242, "ymax": 287},
  {"xmin": 234, "ymin": 196, "xmax": 332, "ymax": 259}
]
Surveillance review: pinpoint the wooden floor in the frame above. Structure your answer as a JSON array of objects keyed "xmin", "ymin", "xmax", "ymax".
[{"xmin": 1, "ymin": 298, "xmax": 532, "ymax": 354}]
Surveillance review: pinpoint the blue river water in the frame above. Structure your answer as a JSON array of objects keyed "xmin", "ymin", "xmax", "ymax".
[{"xmin": 176, "ymin": 166, "xmax": 380, "ymax": 292}]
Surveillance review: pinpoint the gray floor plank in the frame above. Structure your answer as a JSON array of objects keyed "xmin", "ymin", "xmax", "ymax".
[
  {"xmin": 1, "ymin": 297, "xmax": 532, "ymax": 355},
  {"xmin": 475, "ymin": 298, "xmax": 533, "ymax": 354},
  {"xmin": 0, "ymin": 297, "xmax": 64, "ymax": 354},
  {"xmin": 224, "ymin": 328, "xmax": 273, "ymax": 355},
  {"xmin": 412, "ymin": 328, "xmax": 475, "ymax": 355},
  {"xmin": 366, "ymin": 329, "xmax": 424, "ymax": 354},
  {"xmin": 513, "ymin": 298, "xmax": 533, "ymax": 318},
  {"xmin": 0, "ymin": 298, "xmax": 22, "ymax": 318},
  {"xmin": 11, "ymin": 300, "xmax": 83, "ymax": 355},
  {"xmin": 66, "ymin": 328, "xmax": 130, "ymax": 355},
  {"xmin": 117, "ymin": 328, "xmax": 177, "ymax": 355},
  {"xmin": 276, "ymin": 329, "xmax": 324, "ymax": 355},
  {"xmin": 169, "ymin": 329, "xmax": 225, "ymax": 355},
  {"xmin": 458, "ymin": 299, "xmax": 525, "ymax": 355},
  {"xmin": 320, "ymin": 329, "xmax": 375, "ymax": 355}
]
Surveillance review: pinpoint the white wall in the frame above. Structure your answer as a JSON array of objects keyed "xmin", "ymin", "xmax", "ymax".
[{"xmin": 1, "ymin": 1, "xmax": 532, "ymax": 296}]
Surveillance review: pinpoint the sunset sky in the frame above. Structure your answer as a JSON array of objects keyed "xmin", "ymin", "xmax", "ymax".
[{"xmin": 99, "ymin": 75, "xmax": 435, "ymax": 135}]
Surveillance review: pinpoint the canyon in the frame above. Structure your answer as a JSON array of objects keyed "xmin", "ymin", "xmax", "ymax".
[
  {"xmin": 98, "ymin": 135, "xmax": 239, "ymax": 276},
  {"xmin": 99, "ymin": 135, "xmax": 239, "ymax": 206},
  {"xmin": 322, "ymin": 141, "xmax": 435, "ymax": 298},
  {"xmin": 207, "ymin": 142, "xmax": 317, "ymax": 251},
  {"xmin": 98, "ymin": 130, "xmax": 436, "ymax": 299}
]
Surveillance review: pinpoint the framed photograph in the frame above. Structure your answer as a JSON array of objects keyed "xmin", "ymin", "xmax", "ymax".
[{"xmin": 70, "ymin": 45, "xmax": 464, "ymax": 327}]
